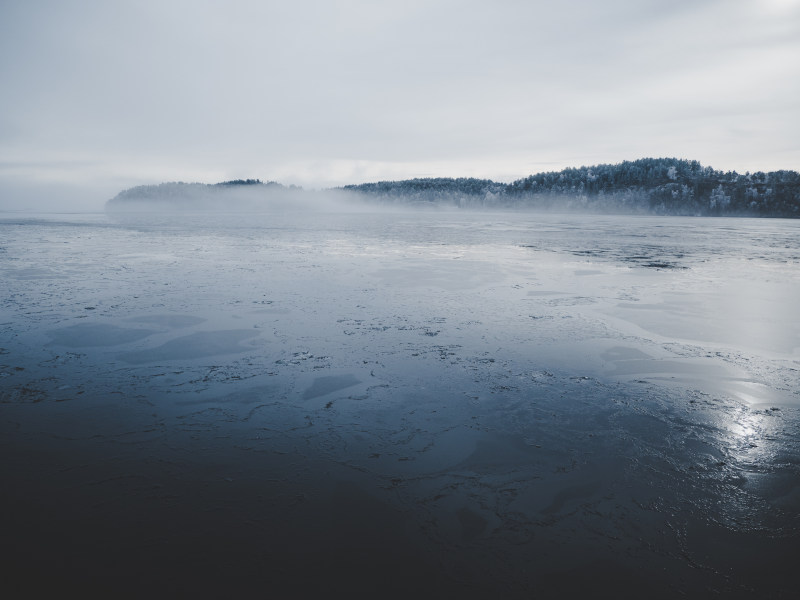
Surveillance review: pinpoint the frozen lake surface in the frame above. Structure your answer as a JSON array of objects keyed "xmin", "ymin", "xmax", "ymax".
[{"xmin": 2, "ymin": 210, "xmax": 799, "ymax": 597}]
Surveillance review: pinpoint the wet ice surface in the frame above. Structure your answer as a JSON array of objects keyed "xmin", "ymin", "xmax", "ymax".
[{"xmin": 1, "ymin": 210, "xmax": 799, "ymax": 597}]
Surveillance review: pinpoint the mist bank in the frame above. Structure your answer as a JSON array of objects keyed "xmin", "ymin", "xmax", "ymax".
[
  {"xmin": 105, "ymin": 179, "xmax": 366, "ymax": 213},
  {"xmin": 106, "ymin": 158, "xmax": 800, "ymax": 217}
]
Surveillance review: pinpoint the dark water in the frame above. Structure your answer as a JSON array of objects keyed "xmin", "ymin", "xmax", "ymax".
[{"xmin": 1, "ymin": 211, "xmax": 798, "ymax": 597}]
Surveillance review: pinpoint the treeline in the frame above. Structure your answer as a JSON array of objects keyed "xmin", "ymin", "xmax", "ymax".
[
  {"xmin": 343, "ymin": 158, "xmax": 800, "ymax": 217},
  {"xmin": 214, "ymin": 179, "xmax": 266, "ymax": 186}
]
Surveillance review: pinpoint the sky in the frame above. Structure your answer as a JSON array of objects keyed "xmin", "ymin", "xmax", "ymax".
[{"xmin": 1, "ymin": 0, "xmax": 799, "ymax": 210}]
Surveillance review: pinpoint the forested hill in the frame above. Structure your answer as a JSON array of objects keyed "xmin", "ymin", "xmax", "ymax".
[
  {"xmin": 107, "ymin": 159, "xmax": 800, "ymax": 217},
  {"xmin": 343, "ymin": 158, "xmax": 800, "ymax": 217}
]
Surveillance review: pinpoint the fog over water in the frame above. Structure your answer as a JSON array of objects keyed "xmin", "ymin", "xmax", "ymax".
[{"xmin": 1, "ymin": 208, "xmax": 799, "ymax": 597}]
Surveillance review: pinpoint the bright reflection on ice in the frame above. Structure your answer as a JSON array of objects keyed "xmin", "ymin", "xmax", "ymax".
[{"xmin": 729, "ymin": 411, "xmax": 759, "ymax": 440}]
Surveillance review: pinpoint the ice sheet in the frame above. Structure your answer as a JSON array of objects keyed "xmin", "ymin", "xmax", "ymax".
[{"xmin": 1, "ymin": 211, "xmax": 798, "ymax": 597}]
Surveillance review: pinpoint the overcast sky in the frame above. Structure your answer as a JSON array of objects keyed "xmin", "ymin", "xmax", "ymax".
[{"xmin": 1, "ymin": 0, "xmax": 799, "ymax": 210}]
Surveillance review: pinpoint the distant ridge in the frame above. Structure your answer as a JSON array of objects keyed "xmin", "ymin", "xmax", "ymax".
[
  {"xmin": 107, "ymin": 158, "xmax": 800, "ymax": 217},
  {"xmin": 343, "ymin": 158, "xmax": 800, "ymax": 217},
  {"xmin": 105, "ymin": 179, "xmax": 304, "ymax": 212}
]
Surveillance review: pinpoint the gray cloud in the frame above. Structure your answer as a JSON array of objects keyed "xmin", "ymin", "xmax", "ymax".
[{"xmin": 1, "ymin": 0, "xmax": 799, "ymax": 210}]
